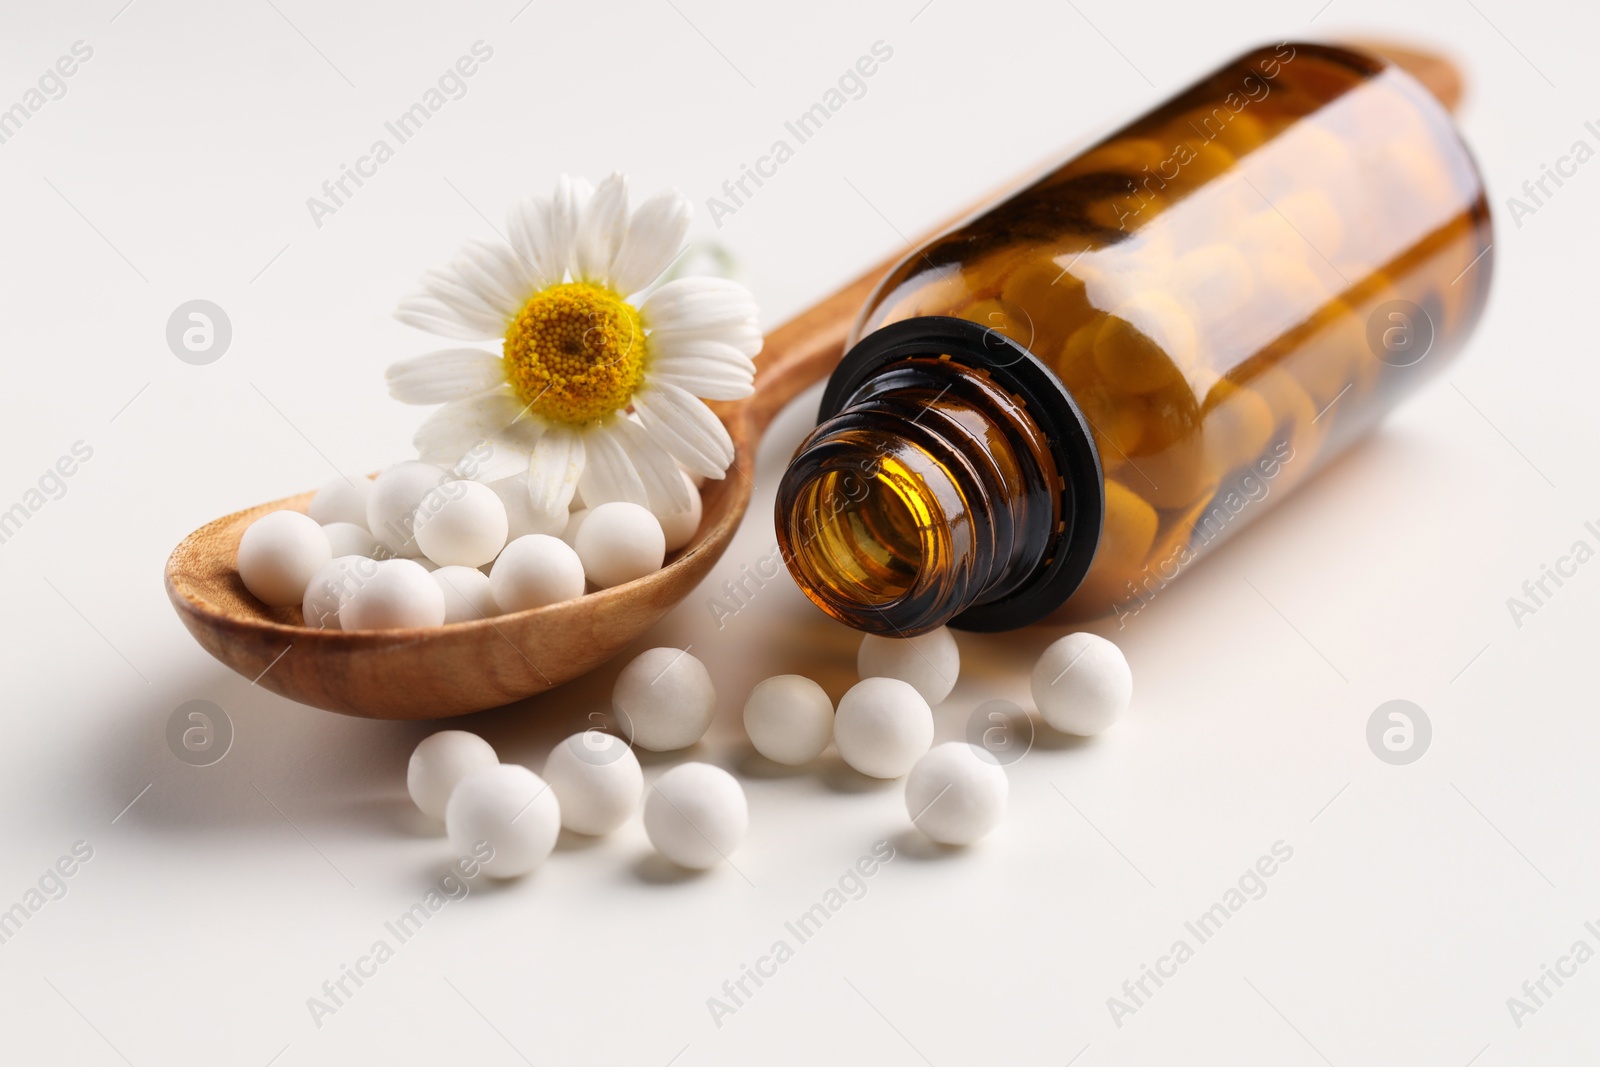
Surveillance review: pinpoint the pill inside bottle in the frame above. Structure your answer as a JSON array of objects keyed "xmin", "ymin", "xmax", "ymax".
[{"xmin": 776, "ymin": 41, "xmax": 1492, "ymax": 635}]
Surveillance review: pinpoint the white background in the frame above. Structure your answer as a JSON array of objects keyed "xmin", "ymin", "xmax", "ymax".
[{"xmin": 0, "ymin": 0, "xmax": 1596, "ymax": 1063}]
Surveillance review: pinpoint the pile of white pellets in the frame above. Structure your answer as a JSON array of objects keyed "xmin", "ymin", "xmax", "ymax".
[
  {"xmin": 410, "ymin": 626, "xmax": 1132, "ymax": 876},
  {"xmin": 233, "ymin": 460, "xmax": 704, "ymax": 628},
  {"xmin": 233, "ymin": 460, "xmax": 1133, "ymax": 873}
]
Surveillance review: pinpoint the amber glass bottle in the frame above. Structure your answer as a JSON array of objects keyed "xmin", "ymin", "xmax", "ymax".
[{"xmin": 776, "ymin": 42, "xmax": 1492, "ymax": 636}]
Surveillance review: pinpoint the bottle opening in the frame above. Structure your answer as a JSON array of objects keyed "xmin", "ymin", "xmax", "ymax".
[
  {"xmin": 786, "ymin": 462, "xmax": 931, "ymax": 610},
  {"xmin": 776, "ymin": 318, "xmax": 1105, "ymax": 634}
]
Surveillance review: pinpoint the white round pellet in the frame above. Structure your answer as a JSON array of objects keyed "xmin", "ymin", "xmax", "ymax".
[
  {"xmin": 743, "ymin": 675, "xmax": 833, "ymax": 765},
  {"xmin": 414, "ymin": 480, "xmax": 509, "ymax": 567},
  {"xmin": 643, "ymin": 762, "xmax": 748, "ymax": 870},
  {"xmin": 237, "ymin": 510, "xmax": 333, "ymax": 607},
  {"xmin": 542, "ymin": 731, "xmax": 643, "ymax": 835},
  {"xmin": 489, "ymin": 474, "xmax": 567, "ymax": 540},
  {"xmin": 445, "ymin": 763, "xmax": 560, "ymax": 878},
  {"xmin": 367, "ymin": 461, "xmax": 447, "ymax": 558},
  {"xmin": 613, "ymin": 647, "xmax": 716, "ymax": 752},
  {"xmin": 1030, "ymin": 632, "xmax": 1132, "ymax": 736},
  {"xmin": 575, "ymin": 501, "xmax": 665, "ymax": 589},
  {"xmin": 857, "ymin": 626, "xmax": 960, "ymax": 705},
  {"xmin": 322, "ymin": 521, "xmax": 382, "ymax": 559},
  {"xmin": 407, "ymin": 730, "xmax": 499, "ymax": 820},
  {"xmin": 339, "ymin": 558, "xmax": 446, "ymax": 630},
  {"xmin": 432, "ymin": 565, "xmax": 499, "ymax": 624},
  {"xmin": 308, "ymin": 475, "xmax": 372, "ymax": 527},
  {"xmin": 489, "ymin": 534, "xmax": 585, "ymax": 613},
  {"xmin": 301, "ymin": 554, "xmax": 379, "ymax": 630},
  {"xmin": 654, "ymin": 472, "xmax": 703, "ymax": 553},
  {"xmin": 833, "ymin": 677, "xmax": 934, "ymax": 779},
  {"xmin": 905, "ymin": 742, "xmax": 1008, "ymax": 845},
  {"xmin": 559, "ymin": 508, "xmax": 590, "ymax": 549}
]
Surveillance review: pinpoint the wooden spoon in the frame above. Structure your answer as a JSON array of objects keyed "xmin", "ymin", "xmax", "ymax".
[{"xmin": 164, "ymin": 247, "xmax": 898, "ymax": 719}]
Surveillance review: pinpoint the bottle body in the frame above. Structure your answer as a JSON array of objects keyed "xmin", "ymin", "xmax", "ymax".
[{"xmin": 778, "ymin": 42, "xmax": 1492, "ymax": 634}]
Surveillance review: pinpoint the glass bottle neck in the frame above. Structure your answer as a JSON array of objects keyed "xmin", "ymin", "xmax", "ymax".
[{"xmin": 776, "ymin": 356, "xmax": 1064, "ymax": 636}]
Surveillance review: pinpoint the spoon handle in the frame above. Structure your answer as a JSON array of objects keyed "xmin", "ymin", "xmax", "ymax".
[
  {"xmin": 735, "ymin": 247, "xmax": 911, "ymax": 437},
  {"xmin": 733, "ymin": 168, "xmax": 1063, "ymax": 436}
]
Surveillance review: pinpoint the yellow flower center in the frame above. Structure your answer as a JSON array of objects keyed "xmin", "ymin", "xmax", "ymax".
[{"xmin": 502, "ymin": 282, "xmax": 645, "ymax": 424}]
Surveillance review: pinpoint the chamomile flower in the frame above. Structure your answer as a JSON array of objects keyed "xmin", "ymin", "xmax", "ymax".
[{"xmin": 386, "ymin": 173, "xmax": 759, "ymax": 520}]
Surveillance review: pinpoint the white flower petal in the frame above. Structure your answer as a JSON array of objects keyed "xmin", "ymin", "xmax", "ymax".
[
  {"xmin": 640, "ymin": 276, "xmax": 759, "ymax": 333},
  {"xmin": 455, "ymin": 443, "xmax": 531, "ymax": 482},
  {"xmin": 455, "ymin": 240, "xmax": 536, "ymax": 317},
  {"xmin": 526, "ymin": 426, "xmax": 585, "ymax": 517},
  {"xmin": 647, "ymin": 318, "xmax": 764, "ymax": 358},
  {"xmin": 386, "ymin": 348, "xmax": 507, "ymax": 405},
  {"xmin": 421, "ymin": 269, "xmax": 512, "ymax": 334},
  {"xmin": 551, "ymin": 174, "xmax": 592, "ymax": 276},
  {"xmin": 506, "ymin": 195, "xmax": 563, "ymax": 289},
  {"xmin": 507, "ymin": 175, "xmax": 590, "ymax": 288},
  {"xmin": 414, "ymin": 389, "xmax": 541, "ymax": 465},
  {"xmin": 631, "ymin": 383, "xmax": 735, "ymax": 478},
  {"xmin": 574, "ymin": 173, "xmax": 629, "ymax": 284},
  {"xmin": 651, "ymin": 337, "xmax": 757, "ymax": 374},
  {"xmin": 649, "ymin": 339, "xmax": 756, "ymax": 400},
  {"xmin": 615, "ymin": 417, "xmax": 692, "ymax": 513},
  {"xmin": 577, "ymin": 422, "xmax": 648, "ymax": 507},
  {"xmin": 609, "ymin": 188, "xmax": 693, "ymax": 297},
  {"xmin": 651, "ymin": 361, "xmax": 755, "ymax": 401},
  {"xmin": 395, "ymin": 296, "xmax": 501, "ymax": 341}
]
